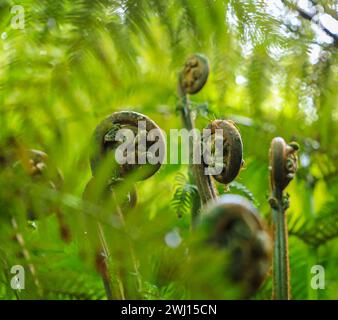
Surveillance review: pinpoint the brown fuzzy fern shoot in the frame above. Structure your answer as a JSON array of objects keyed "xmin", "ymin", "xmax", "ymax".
[
  {"xmin": 84, "ymin": 110, "xmax": 165, "ymax": 299},
  {"xmin": 269, "ymin": 137, "xmax": 299, "ymax": 300},
  {"xmin": 200, "ymin": 194, "xmax": 272, "ymax": 298},
  {"xmin": 177, "ymin": 54, "xmax": 243, "ymax": 224}
]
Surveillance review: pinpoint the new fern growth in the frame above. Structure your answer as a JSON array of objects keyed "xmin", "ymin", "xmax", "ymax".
[
  {"xmin": 177, "ymin": 54, "xmax": 243, "ymax": 225},
  {"xmin": 16, "ymin": 149, "xmax": 71, "ymax": 243},
  {"xmin": 3, "ymin": 147, "xmax": 72, "ymax": 298},
  {"xmin": 202, "ymin": 120, "xmax": 243, "ymax": 185},
  {"xmin": 198, "ymin": 194, "xmax": 272, "ymax": 298},
  {"xmin": 177, "ymin": 54, "xmax": 217, "ymax": 209},
  {"xmin": 269, "ymin": 137, "xmax": 299, "ymax": 300},
  {"xmin": 177, "ymin": 54, "xmax": 271, "ymax": 298},
  {"xmin": 84, "ymin": 110, "xmax": 165, "ymax": 300}
]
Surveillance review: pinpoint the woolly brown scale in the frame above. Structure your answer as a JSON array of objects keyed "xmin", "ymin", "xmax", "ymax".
[
  {"xmin": 179, "ymin": 54, "xmax": 209, "ymax": 95},
  {"xmin": 203, "ymin": 120, "xmax": 243, "ymax": 185},
  {"xmin": 269, "ymin": 137, "xmax": 299, "ymax": 192},
  {"xmin": 90, "ymin": 111, "xmax": 165, "ymax": 182},
  {"xmin": 87, "ymin": 110, "xmax": 165, "ymax": 211},
  {"xmin": 201, "ymin": 195, "xmax": 272, "ymax": 298}
]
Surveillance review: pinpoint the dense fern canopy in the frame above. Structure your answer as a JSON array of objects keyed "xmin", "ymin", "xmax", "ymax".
[{"xmin": 0, "ymin": 0, "xmax": 337, "ymax": 300}]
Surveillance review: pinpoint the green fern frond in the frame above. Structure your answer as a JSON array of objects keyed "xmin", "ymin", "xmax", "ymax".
[
  {"xmin": 171, "ymin": 173, "xmax": 198, "ymax": 218},
  {"xmin": 228, "ymin": 181, "xmax": 259, "ymax": 206},
  {"xmin": 289, "ymin": 201, "xmax": 338, "ymax": 247},
  {"xmin": 41, "ymin": 271, "xmax": 106, "ymax": 300}
]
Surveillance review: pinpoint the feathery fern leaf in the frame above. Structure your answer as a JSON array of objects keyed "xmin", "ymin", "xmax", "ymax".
[{"xmin": 171, "ymin": 173, "xmax": 198, "ymax": 218}]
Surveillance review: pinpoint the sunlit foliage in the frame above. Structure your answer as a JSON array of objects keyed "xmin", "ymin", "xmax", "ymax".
[{"xmin": 0, "ymin": 0, "xmax": 337, "ymax": 299}]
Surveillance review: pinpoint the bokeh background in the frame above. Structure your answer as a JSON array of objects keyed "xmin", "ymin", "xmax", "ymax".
[{"xmin": 0, "ymin": 0, "xmax": 337, "ymax": 299}]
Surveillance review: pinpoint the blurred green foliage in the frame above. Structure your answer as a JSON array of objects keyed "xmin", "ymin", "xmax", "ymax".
[{"xmin": 0, "ymin": 0, "xmax": 337, "ymax": 299}]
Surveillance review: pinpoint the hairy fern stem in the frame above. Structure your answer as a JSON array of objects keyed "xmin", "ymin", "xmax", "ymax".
[{"xmin": 269, "ymin": 137, "xmax": 299, "ymax": 300}]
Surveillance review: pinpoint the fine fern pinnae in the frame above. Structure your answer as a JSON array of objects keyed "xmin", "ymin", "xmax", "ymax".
[
  {"xmin": 42, "ymin": 271, "xmax": 106, "ymax": 300},
  {"xmin": 171, "ymin": 173, "xmax": 198, "ymax": 219},
  {"xmin": 0, "ymin": 0, "xmax": 337, "ymax": 301},
  {"xmin": 228, "ymin": 181, "xmax": 259, "ymax": 206},
  {"xmin": 289, "ymin": 200, "xmax": 338, "ymax": 247}
]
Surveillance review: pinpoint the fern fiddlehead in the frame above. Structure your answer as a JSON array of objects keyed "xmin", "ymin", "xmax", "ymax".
[
  {"xmin": 84, "ymin": 110, "xmax": 165, "ymax": 299},
  {"xmin": 178, "ymin": 54, "xmax": 217, "ymax": 207},
  {"xmin": 90, "ymin": 111, "xmax": 165, "ymax": 181},
  {"xmin": 178, "ymin": 54, "xmax": 210, "ymax": 97},
  {"xmin": 199, "ymin": 195, "xmax": 272, "ymax": 298},
  {"xmin": 203, "ymin": 120, "xmax": 243, "ymax": 185},
  {"xmin": 177, "ymin": 54, "xmax": 243, "ymax": 225},
  {"xmin": 5, "ymin": 148, "xmax": 68, "ymax": 298},
  {"xmin": 269, "ymin": 137, "xmax": 299, "ymax": 300},
  {"xmin": 177, "ymin": 55, "xmax": 270, "ymax": 298},
  {"xmin": 23, "ymin": 149, "xmax": 71, "ymax": 243}
]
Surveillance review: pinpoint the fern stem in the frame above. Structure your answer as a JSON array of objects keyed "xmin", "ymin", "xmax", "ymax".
[
  {"xmin": 269, "ymin": 137, "xmax": 299, "ymax": 300},
  {"xmin": 190, "ymin": 175, "xmax": 201, "ymax": 230},
  {"xmin": 112, "ymin": 191, "xmax": 143, "ymax": 297},
  {"xmin": 178, "ymin": 55, "xmax": 217, "ymax": 215},
  {"xmin": 88, "ymin": 111, "xmax": 164, "ymax": 299},
  {"xmin": 178, "ymin": 54, "xmax": 243, "ymax": 221},
  {"xmin": 272, "ymin": 189, "xmax": 290, "ymax": 300},
  {"xmin": 96, "ymin": 222, "xmax": 124, "ymax": 300},
  {"xmin": 83, "ymin": 179, "xmax": 124, "ymax": 300}
]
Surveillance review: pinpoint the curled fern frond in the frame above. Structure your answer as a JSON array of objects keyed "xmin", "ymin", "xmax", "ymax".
[
  {"xmin": 203, "ymin": 120, "xmax": 243, "ymax": 185},
  {"xmin": 178, "ymin": 54, "xmax": 209, "ymax": 95},
  {"xmin": 90, "ymin": 111, "xmax": 166, "ymax": 182},
  {"xmin": 198, "ymin": 194, "xmax": 272, "ymax": 298},
  {"xmin": 269, "ymin": 136, "xmax": 299, "ymax": 300}
]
